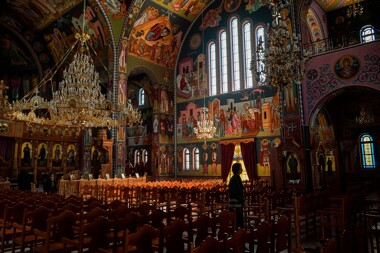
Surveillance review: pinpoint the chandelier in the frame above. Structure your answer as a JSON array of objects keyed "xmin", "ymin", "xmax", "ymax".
[
  {"xmin": 346, "ymin": 0, "xmax": 364, "ymax": 18},
  {"xmin": 4, "ymin": 36, "xmax": 141, "ymax": 130},
  {"xmin": 193, "ymin": 14, "xmax": 216, "ymax": 142},
  {"xmin": 253, "ymin": 0, "xmax": 311, "ymax": 87},
  {"xmin": 356, "ymin": 106, "xmax": 374, "ymax": 125},
  {"xmin": 194, "ymin": 106, "xmax": 216, "ymax": 141}
]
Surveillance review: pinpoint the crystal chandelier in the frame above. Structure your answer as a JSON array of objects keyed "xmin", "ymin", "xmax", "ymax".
[
  {"xmin": 356, "ymin": 106, "xmax": 374, "ymax": 124},
  {"xmin": 193, "ymin": 15, "xmax": 216, "ymax": 142},
  {"xmin": 5, "ymin": 32, "xmax": 141, "ymax": 130},
  {"xmin": 194, "ymin": 106, "xmax": 216, "ymax": 141},
  {"xmin": 3, "ymin": 1, "xmax": 141, "ymax": 130},
  {"xmin": 253, "ymin": 0, "xmax": 310, "ymax": 87},
  {"xmin": 346, "ymin": 0, "xmax": 364, "ymax": 18}
]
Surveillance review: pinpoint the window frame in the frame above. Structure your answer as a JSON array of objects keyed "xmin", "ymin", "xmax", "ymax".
[
  {"xmin": 360, "ymin": 25, "xmax": 376, "ymax": 43},
  {"xmin": 230, "ymin": 16, "xmax": 241, "ymax": 92},
  {"xmin": 184, "ymin": 148, "xmax": 190, "ymax": 171},
  {"xmin": 359, "ymin": 133, "xmax": 377, "ymax": 169},
  {"xmin": 243, "ymin": 20, "xmax": 253, "ymax": 89},
  {"xmin": 193, "ymin": 147, "xmax": 200, "ymax": 171},
  {"xmin": 219, "ymin": 30, "xmax": 229, "ymax": 94},
  {"xmin": 209, "ymin": 41, "xmax": 217, "ymax": 96},
  {"xmin": 138, "ymin": 88, "xmax": 145, "ymax": 106}
]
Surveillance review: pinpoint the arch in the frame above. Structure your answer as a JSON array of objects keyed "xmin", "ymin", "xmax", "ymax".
[
  {"xmin": 0, "ymin": 23, "xmax": 43, "ymax": 80},
  {"xmin": 127, "ymin": 67, "xmax": 159, "ymax": 86},
  {"xmin": 307, "ymin": 86, "xmax": 380, "ymax": 126},
  {"xmin": 306, "ymin": 8, "xmax": 325, "ymax": 43}
]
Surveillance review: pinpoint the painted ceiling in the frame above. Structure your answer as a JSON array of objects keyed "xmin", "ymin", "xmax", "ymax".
[
  {"xmin": 314, "ymin": 0, "xmax": 356, "ymax": 12},
  {"xmin": 0, "ymin": 0, "xmax": 359, "ymax": 76}
]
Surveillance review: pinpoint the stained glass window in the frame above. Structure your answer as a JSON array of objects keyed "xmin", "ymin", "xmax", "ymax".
[{"xmin": 360, "ymin": 134, "xmax": 376, "ymax": 169}]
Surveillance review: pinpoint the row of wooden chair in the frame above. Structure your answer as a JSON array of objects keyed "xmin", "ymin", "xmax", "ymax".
[{"xmin": 190, "ymin": 214, "xmax": 291, "ymax": 253}]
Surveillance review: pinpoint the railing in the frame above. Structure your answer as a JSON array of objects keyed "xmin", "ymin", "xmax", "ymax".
[{"xmin": 303, "ymin": 30, "xmax": 380, "ymax": 56}]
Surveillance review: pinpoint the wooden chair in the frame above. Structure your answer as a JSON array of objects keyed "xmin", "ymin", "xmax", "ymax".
[
  {"xmin": 192, "ymin": 214, "xmax": 215, "ymax": 247},
  {"xmin": 245, "ymin": 190, "xmax": 266, "ymax": 227},
  {"xmin": 84, "ymin": 206, "xmax": 109, "ymax": 223},
  {"xmin": 84, "ymin": 198, "xmax": 105, "ymax": 212},
  {"xmin": 124, "ymin": 224, "xmax": 160, "ymax": 253},
  {"xmin": 135, "ymin": 202, "xmax": 155, "ymax": 220},
  {"xmin": 214, "ymin": 210, "xmax": 236, "ymax": 240},
  {"xmin": 189, "ymin": 236, "xmax": 225, "ymax": 253},
  {"xmin": 225, "ymin": 228, "xmax": 247, "ymax": 253},
  {"xmin": 273, "ymin": 214, "xmax": 291, "ymax": 253},
  {"xmin": 62, "ymin": 215, "xmax": 112, "ymax": 253},
  {"xmin": 34, "ymin": 210, "xmax": 80, "ymax": 253},
  {"xmin": 155, "ymin": 187, "xmax": 170, "ymax": 211},
  {"xmin": 105, "ymin": 185, "xmax": 119, "ymax": 204},
  {"xmin": 321, "ymin": 239, "xmax": 337, "ymax": 253},
  {"xmin": 108, "ymin": 199, "xmax": 123, "ymax": 210},
  {"xmin": 365, "ymin": 213, "xmax": 380, "ymax": 253},
  {"xmin": 162, "ymin": 218, "xmax": 189, "ymax": 253},
  {"xmin": 1, "ymin": 202, "xmax": 30, "ymax": 253},
  {"xmin": 146, "ymin": 208, "xmax": 167, "ymax": 229},
  {"xmin": 213, "ymin": 188, "xmax": 229, "ymax": 213},
  {"xmin": 109, "ymin": 212, "xmax": 143, "ymax": 251},
  {"xmin": 249, "ymin": 221, "xmax": 273, "ymax": 253},
  {"xmin": 11, "ymin": 206, "xmax": 51, "ymax": 253},
  {"xmin": 168, "ymin": 205, "xmax": 192, "ymax": 224},
  {"xmin": 80, "ymin": 184, "xmax": 94, "ymax": 201}
]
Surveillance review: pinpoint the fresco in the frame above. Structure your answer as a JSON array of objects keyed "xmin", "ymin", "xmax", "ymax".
[
  {"xmin": 177, "ymin": 86, "xmax": 280, "ymax": 144},
  {"xmin": 43, "ymin": 1, "xmax": 110, "ymax": 64},
  {"xmin": 155, "ymin": 0, "xmax": 211, "ymax": 21},
  {"xmin": 176, "ymin": 0, "xmax": 271, "ymax": 102},
  {"xmin": 4, "ymin": 0, "xmax": 82, "ymax": 31},
  {"xmin": 334, "ymin": 55, "xmax": 360, "ymax": 80},
  {"xmin": 128, "ymin": 4, "xmax": 183, "ymax": 68},
  {"xmin": 310, "ymin": 107, "xmax": 335, "ymax": 151}
]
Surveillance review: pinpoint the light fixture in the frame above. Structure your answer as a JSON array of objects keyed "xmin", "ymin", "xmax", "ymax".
[
  {"xmin": 356, "ymin": 105, "xmax": 374, "ymax": 125},
  {"xmin": 193, "ymin": 12, "xmax": 216, "ymax": 142},
  {"xmin": 3, "ymin": 1, "xmax": 141, "ymax": 131},
  {"xmin": 253, "ymin": 0, "xmax": 311, "ymax": 88},
  {"xmin": 346, "ymin": 0, "xmax": 364, "ymax": 18},
  {"xmin": 194, "ymin": 106, "xmax": 216, "ymax": 141}
]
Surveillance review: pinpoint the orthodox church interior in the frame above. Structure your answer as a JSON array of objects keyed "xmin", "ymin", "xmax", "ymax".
[{"xmin": 0, "ymin": 0, "xmax": 379, "ymax": 252}]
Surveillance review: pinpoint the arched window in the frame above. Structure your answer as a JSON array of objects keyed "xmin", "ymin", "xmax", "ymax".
[
  {"xmin": 134, "ymin": 150, "xmax": 141, "ymax": 166},
  {"xmin": 139, "ymin": 88, "xmax": 145, "ymax": 106},
  {"xmin": 184, "ymin": 148, "xmax": 190, "ymax": 171},
  {"xmin": 359, "ymin": 134, "xmax": 376, "ymax": 169},
  {"xmin": 226, "ymin": 144, "xmax": 249, "ymax": 183},
  {"xmin": 360, "ymin": 25, "xmax": 375, "ymax": 43},
  {"xmin": 256, "ymin": 26, "xmax": 266, "ymax": 84},
  {"xmin": 142, "ymin": 149, "xmax": 148, "ymax": 164},
  {"xmin": 243, "ymin": 21, "xmax": 253, "ymax": 88},
  {"xmin": 209, "ymin": 42, "xmax": 217, "ymax": 96},
  {"xmin": 230, "ymin": 18, "xmax": 241, "ymax": 91},
  {"xmin": 193, "ymin": 147, "xmax": 200, "ymax": 171},
  {"xmin": 220, "ymin": 30, "xmax": 228, "ymax": 94}
]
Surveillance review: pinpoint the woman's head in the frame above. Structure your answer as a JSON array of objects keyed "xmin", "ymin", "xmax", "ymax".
[{"xmin": 232, "ymin": 163, "xmax": 242, "ymax": 175}]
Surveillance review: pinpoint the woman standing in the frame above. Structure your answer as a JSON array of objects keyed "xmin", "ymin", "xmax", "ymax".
[{"xmin": 228, "ymin": 163, "xmax": 245, "ymax": 228}]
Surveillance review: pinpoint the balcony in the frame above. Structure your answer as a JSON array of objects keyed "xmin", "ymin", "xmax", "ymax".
[{"xmin": 304, "ymin": 29, "xmax": 380, "ymax": 56}]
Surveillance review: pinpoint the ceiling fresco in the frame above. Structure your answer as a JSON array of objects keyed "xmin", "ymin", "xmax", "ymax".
[
  {"xmin": 314, "ymin": 0, "xmax": 353, "ymax": 12},
  {"xmin": 0, "ymin": 0, "xmax": 361, "ymax": 79},
  {"xmin": 1, "ymin": 0, "xmax": 83, "ymax": 32}
]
